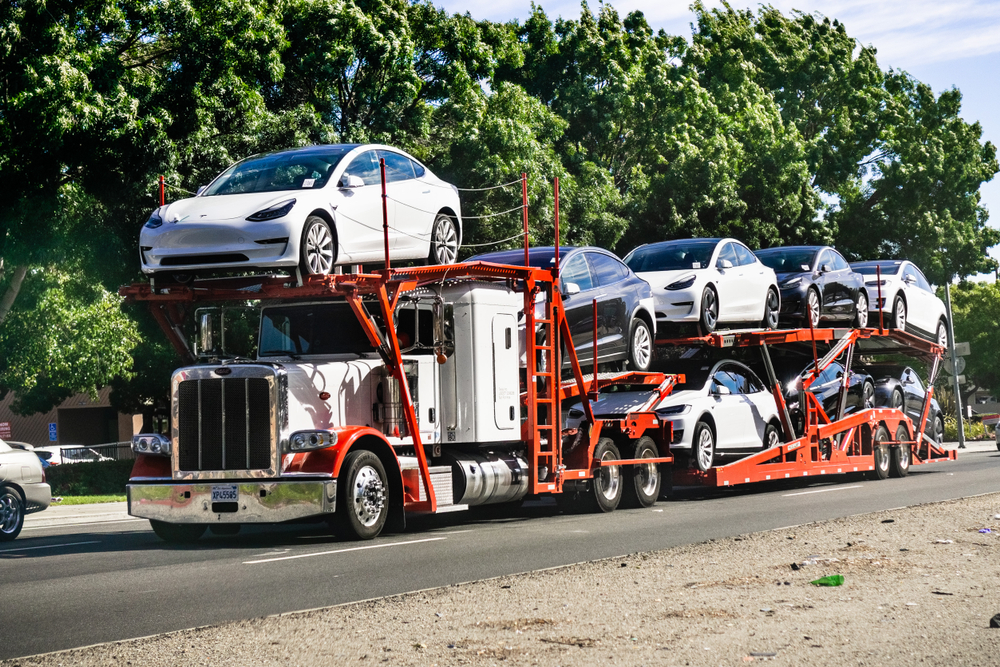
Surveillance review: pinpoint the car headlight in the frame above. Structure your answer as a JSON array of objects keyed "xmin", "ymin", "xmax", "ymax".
[
  {"xmin": 144, "ymin": 211, "xmax": 164, "ymax": 229},
  {"xmin": 247, "ymin": 199, "xmax": 296, "ymax": 222},
  {"xmin": 781, "ymin": 276, "xmax": 802, "ymax": 288},
  {"xmin": 665, "ymin": 274, "xmax": 696, "ymax": 290},
  {"xmin": 132, "ymin": 433, "xmax": 171, "ymax": 456},
  {"xmin": 287, "ymin": 430, "xmax": 338, "ymax": 452},
  {"xmin": 656, "ymin": 404, "xmax": 690, "ymax": 416},
  {"xmin": 865, "ymin": 278, "xmax": 887, "ymax": 286}
]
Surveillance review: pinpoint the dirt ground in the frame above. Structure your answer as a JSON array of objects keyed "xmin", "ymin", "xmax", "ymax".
[{"xmin": 7, "ymin": 492, "xmax": 1000, "ymax": 667}]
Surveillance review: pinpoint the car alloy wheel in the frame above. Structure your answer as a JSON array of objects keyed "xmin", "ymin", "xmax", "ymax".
[
  {"xmin": 854, "ymin": 292, "xmax": 869, "ymax": 328},
  {"xmin": 892, "ymin": 297, "xmax": 907, "ymax": 331},
  {"xmin": 693, "ymin": 421, "xmax": 715, "ymax": 472},
  {"xmin": 0, "ymin": 487, "xmax": 24, "ymax": 541},
  {"xmin": 763, "ymin": 289, "xmax": 780, "ymax": 330},
  {"xmin": 700, "ymin": 287, "xmax": 718, "ymax": 334},
  {"xmin": 862, "ymin": 381, "xmax": 875, "ymax": 409},
  {"xmin": 805, "ymin": 288, "xmax": 820, "ymax": 328},
  {"xmin": 628, "ymin": 319, "xmax": 653, "ymax": 371},
  {"xmin": 428, "ymin": 214, "xmax": 459, "ymax": 265},
  {"xmin": 936, "ymin": 320, "xmax": 948, "ymax": 347},
  {"xmin": 300, "ymin": 216, "xmax": 335, "ymax": 275}
]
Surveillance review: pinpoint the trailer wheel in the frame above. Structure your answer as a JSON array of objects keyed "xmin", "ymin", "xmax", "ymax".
[
  {"xmin": 337, "ymin": 449, "xmax": 389, "ymax": 540},
  {"xmin": 621, "ymin": 436, "xmax": 660, "ymax": 508},
  {"xmin": 587, "ymin": 438, "xmax": 623, "ymax": 513},
  {"xmin": 869, "ymin": 426, "xmax": 891, "ymax": 480},
  {"xmin": 0, "ymin": 486, "xmax": 25, "ymax": 542},
  {"xmin": 890, "ymin": 424, "xmax": 911, "ymax": 478},
  {"xmin": 150, "ymin": 520, "xmax": 206, "ymax": 543},
  {"xmin": 692, "ymin": 421, "xmax": 715, "ymax": 472}
]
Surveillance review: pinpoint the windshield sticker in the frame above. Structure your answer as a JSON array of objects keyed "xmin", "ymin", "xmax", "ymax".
[
  {"xmin": 692, "ymin": 262, "xmax": 701, "ymax": 269},
  {"xmin": 302, "ymin": 178, "xmax": 316, "ymax": 188}
]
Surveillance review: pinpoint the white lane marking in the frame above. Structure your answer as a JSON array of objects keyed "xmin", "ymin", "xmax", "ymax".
[
  {"xmin": 435, "ymin": 529, "xmax": 473, "ymax": 535},
  {"xmin": 243, "ymin": 537, "xmax": 447, "ymax": 564},
  {"xmin": 0, "ymin": 540, "xmax": 100, "ymax": 554},
  {"xmin": 21, "ymin": 518, "xmax": 147, "ymax": 531},
  {"xmin": 782, "ymin": 485, "xmax": 862, "ymax": 497}
]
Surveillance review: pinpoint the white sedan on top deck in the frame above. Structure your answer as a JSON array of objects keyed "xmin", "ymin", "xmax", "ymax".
[
  {"xmin": 849, "ymin": 260, "xmax": 949, "ymax": 345},
  {"xmin": 140, "ymin": 144, "xmax": 463, "ymax": 279},
  {"xmin": 624, "ymin": 238, "xmax": 780, "ymax": 335}
]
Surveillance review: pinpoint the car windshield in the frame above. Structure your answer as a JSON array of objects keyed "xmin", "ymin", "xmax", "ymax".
[
  {"xmin": 662, "ymin": 360, "xmax": 715, "ymax": 391},
  {"xmin": 756, "ymin": 248, "xmax": 818, "ymax": 273},
  {"xmin": 468, "ymin": 247, "xmax": 571, "ymax": 268},
  {"xmin": 203, "ymin": 147, "xmax": 355, "ymax": 196},
  {"xmin": 259, "ymin": 302, "xmax": 377, "ymax": 356},
  {"xmin": 853, "ymin": 261, "xmax": 902, "ymax": 276},
  {"xmin": 624, "ymin": 240, "xmax": 718, "ymax": 272}
]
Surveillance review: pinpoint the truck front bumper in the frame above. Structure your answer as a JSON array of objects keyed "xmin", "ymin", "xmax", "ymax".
[{"xmin": 127, "ymin": 479, "xmax": 337, "ymax": 524}]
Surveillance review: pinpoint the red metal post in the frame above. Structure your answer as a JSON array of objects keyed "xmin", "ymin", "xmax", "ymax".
[
  {"xmin": 159, "ymin": 175, "xmax": 165, "ymax": 207},
  {"xmin": 876, "ymin": 265, "xmax": 884, "ymax": 332},
  {"xmin": 590, "ymin": 298, "xmax": 599, "ymax": 401},
  {"xmin": 380, "ymin": 158, "xmax": 390, "ymax": 272},
  {"xmin": 522, "ymin": 173, "xmax": 529, "ymax": 267},
  {"xmin": 553, "ymin": 177, "xmax": 560, "ymax": 276},
  {"xmin": 807, "ymin": 304, "xmax": 820, "ymax": 378}
]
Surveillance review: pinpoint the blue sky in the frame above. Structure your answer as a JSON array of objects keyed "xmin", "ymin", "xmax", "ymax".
[{"xmin": 436, "ymin": 0, "xmax": 1000, "ymax": 271}]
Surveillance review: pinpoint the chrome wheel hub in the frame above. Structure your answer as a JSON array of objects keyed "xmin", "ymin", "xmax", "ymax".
[
  {"xmin": 351, "ymin": 466, "xmax": 386, "ymax": 528},
  {"xmin": 597, "ymin": 451, "xmax": 621, "ymax": 500}
]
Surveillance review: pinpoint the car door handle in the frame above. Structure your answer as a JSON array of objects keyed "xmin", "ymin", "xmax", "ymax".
[{"xmin": 422, "ymin": 189, "xmax": 431, "ymax": 194}]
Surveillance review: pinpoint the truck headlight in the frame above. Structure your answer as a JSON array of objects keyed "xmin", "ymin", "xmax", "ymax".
[
  {"xmin": 132, "ymin": 433, "xmax": 171, "ymax": 456},
  {"xmin": 287, "ymin": 430, "xmax": 338, "ymax": 452}
]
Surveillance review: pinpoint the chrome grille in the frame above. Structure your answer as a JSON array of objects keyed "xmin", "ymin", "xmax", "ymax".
[{"xmin": 177, "ymin": 377, "xmax": 272, "ymax": 471}]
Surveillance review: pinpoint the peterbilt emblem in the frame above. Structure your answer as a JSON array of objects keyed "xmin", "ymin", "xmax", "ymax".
[{"xmin": 214, "ymin": 367, "xmax": 232, "ymax": 376}]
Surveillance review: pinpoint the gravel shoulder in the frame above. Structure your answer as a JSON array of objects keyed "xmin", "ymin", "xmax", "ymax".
[{"xmin": 8, "ymin": 492, "xmax": 1000, "ymax": 666}]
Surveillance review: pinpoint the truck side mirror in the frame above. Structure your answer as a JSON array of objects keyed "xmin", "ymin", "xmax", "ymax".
[
  {"xmin": 195, "ymin": 307, "xmax": 222, "ymax": 358},
  {"xmin": 433, "ymin": 299, "xmax": 455, "ymax": 363}
]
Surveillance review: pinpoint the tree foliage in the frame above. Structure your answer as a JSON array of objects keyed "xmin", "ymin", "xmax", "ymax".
[{"xmin": 0, "ymin": 0, "xmax": 997, "ymax": 415}]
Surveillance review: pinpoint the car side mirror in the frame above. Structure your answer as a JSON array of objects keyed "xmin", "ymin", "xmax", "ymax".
[
  {"xmin": 339, "ymin": 174, "xmax": 365, "ymax": 189},
  {"xmin": 564, "ymin": 282, "xmax": 581, "ymax": 296},
  {"xmin": 718, "ymin": 259, "xmax": 733, "ymax": 269},
  {"xmin": 196, "ymin": 185, "xmax": 207, "ymax": 196},
  {"xmin": 820, "ymin": 263, "xmax": 831, "ymax": 273},
  {"xmin": 903, "ymin": 274, "xmax": 916, "ymax": 284},
  {"xmin": 712, "ymin": 383, "xmax": 731, "ymax": 396}
]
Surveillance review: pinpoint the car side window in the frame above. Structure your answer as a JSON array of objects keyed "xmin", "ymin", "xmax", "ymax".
[
  {"xmin": 713, "ymin": 367, "xmax": 742, "ymax": 394},
  {"xmin": 717, "ymin": 243, "xmax": 739, "ymax": 268},
  {"xmin": 378, "ymin": 151, "xmax": 416, "ymax": 183},
  {"xmin": 817, "ymin": 250, "xmax": 834, "ymax": 272},
  {"xmin": 734, "ymin": 243, "xmax": 757, "ymax": 266},
  {"xmin": 914, "ymin": 268, "xmax": 932, "ymax": 292},
  {"xmin": 561, "ymin": 254, "xmax": 595, "ymax": 292},
  {"xmin": 411, "ymin": 158, "xmax": 426, "ymax": 178},
  {"xmin": 830, "ymin": 251, "xmax": 850, "ymax": 271},
  {"xmin": 902, "ymin": 266, "xmax": 919, "ymax": 286},
  {"xmin": 342, "ymin": 151, "xmax": 381, "ymax": 186},
  {"xmin": 589, "ymin": 253, "xmax": 629, "ymax": 286}
]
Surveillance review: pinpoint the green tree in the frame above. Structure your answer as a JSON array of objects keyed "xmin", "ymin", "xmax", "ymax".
[{"xmin": 942, "ymin": 282, "xmax": 1000, "ymax": 403}]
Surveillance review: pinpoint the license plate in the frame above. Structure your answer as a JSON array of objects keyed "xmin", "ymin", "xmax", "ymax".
[{"xmin": 211, "ymin": 485, "xmax": 239, "ymax": 502}]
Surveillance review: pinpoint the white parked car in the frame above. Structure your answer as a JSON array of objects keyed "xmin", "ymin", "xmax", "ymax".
[
  {"xmin": 624, "ymin": 238, "xmax": 780, "ymax": 335},
  {"xmin": 565, "ymin": 359, "xmax": 782, "ymax": 472},
  {"xmin": 140, "ymin": 144, "xmax": 463, "ymax": 278},
  {"xmin": 849, "ymin": 260, "xmax": 948, "ymax": 345},
  {"xmin": 0, "ymin": 438, "xmax": 51, "ymax": 540}
]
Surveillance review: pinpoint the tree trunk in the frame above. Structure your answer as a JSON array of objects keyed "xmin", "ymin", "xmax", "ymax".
[{"xmin": 0, "ymin": 265, "xmax": 28, "ymax": 327}]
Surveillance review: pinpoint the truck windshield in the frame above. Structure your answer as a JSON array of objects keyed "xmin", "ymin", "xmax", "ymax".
[{"xmin": 259, "ymin": 303, "xmax": 376, "ymax": 356}]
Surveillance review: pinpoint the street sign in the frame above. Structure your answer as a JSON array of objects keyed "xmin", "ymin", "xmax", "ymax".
[
  {"xmin": 955, "ymin": 342, "xmax": 971, "ymax": 357},
  {"xmin": 48, "ymin": 422, "xmax": 57, "ymax": 442},
  {"xmin": 942, "ymin": 356, "xmax": 966, "ymax": 375},
  {"xmin": 955, "ymin": 374, "xmax": 966, "ymax": 384},
  {"xmin": 982, "ymin": 413, "xmax": 1000, "ymax": 426},
  {"xmin": 0, "ymin": 422, "xmax": 9, "ymax": 440}
]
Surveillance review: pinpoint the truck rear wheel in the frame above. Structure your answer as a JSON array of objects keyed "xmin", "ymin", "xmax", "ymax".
[
  {"xmin": 869, "ymin": 425, "xmax": 891, "ymax": 480},
  {"xmin": 150, "ymin": 520, "xmax": 206, "ymax": 543},
  {"xmin": 890, "ymin": 424, "xmax": 911, "ymax": 478},
  {"xmin": 587, "ymin": 438, "xmax": 623, "ymax": 513},
  {"xmin": 336, "ymin": 449, "xmax": 388, "ymax": 540},
  {"xmin": 621, "ymin": 436, "xmax": 660, "ymax": 508}
]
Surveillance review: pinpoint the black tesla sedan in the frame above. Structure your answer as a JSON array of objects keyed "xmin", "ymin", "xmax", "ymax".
[
  {"xmin": 861, "ymin": 364, "xmax": 945, "ymax": 445},
  {"xmin": 754, "ymin": 246, "xmax": 867, "ymax": 328},
  {"xmin": 773, "ymin": 359, "xmax": 875, "ymax": 434},
  {"xmin": 469, "ymin": 246, "xmax": 656, "ymax": 371}
]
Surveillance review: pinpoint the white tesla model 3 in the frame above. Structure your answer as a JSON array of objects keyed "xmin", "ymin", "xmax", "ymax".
[
  {"xmin": 623, "ymin": 238, "xmax": 780, "ymax": 335},
  {"xmin": 849, "ymin": 260, "xmax": 949, "ymax": 345},
  {"xmin": 139, "ymin": 144, "xmax": 462, "ymax": 278}
]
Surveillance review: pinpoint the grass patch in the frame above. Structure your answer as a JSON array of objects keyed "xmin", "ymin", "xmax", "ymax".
[{"xmin": 50, "ymin": 495, "xmax": 126, "ymax": 505}]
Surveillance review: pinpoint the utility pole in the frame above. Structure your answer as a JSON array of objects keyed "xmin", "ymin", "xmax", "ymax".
[{"xmin": 945, "ymin": 283, "xmax": 965, "ymax": 449}]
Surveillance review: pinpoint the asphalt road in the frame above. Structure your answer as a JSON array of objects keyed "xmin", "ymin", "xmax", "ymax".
[{"xmin": 3, "ymin": 444, "xmax": 998, "ymax": 661}]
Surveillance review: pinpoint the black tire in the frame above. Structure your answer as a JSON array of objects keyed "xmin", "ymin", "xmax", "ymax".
[
  {"xmin": 427, "ymin": 214, "xmax": 459, "ymax": 265},
  {"xmin": 150, "ymin": 520, "xmax": 206, "ymax": 543},
  {"xmin": 627, "ymin": 319, "xmax": 653, "ymax": 371},
  {"xmin": 935, "ymin": 319, "xmax": 948, "ymax": 348},
  {"xmin": 890, "ymin": 424, "xmax": 911, "ymax": 478},
  {"xmin": 889, "ymin": 387, "xmax": 904, "ymax": 411},
  {"xmin": 0, "ymin": 486, "xmax": 25, "ymax": 542},
  {"xmin": 804, "ymin": 288, "xmax": 821, "ymax": 328},
  {"xmin": 763, "ymin": 422, "xmax": 781, "ymax": 449},
  {"xmin": 762, "ymin": 288, "xmax": 780, "ymax": 330},
  {"xmin": 869, "ymin": 425, "xmax": 891, "ymax": 480},
  {"xmin": 621, "ymin": 436, "xmax": 661, "ymax": 509},
  {"xmin": 861, "ymin": 380, "xmax": 875, "ymax": 409},
  {"xmin": 208, "ymin": 524, "xmax": 241, "ymax": 536},
  {"xmin": 692, "ymin": 420, "xmax": 715, "ymax": 472},
  {"xmin": 933, "ymin": 413, "xmax": 944, "ymax": 446},
  {"xmin": 699, "ymin": 286, "xmax": 718, "ymax": 335},
  {"xmin": 336, "ymin": 449, "xmax": 389, "ymax": 540},
  {"xmin": 299, "ymin": 215, "xmax": 336, "ymax": 275},
  {"xmin": 586, "ymin": 438, "xmax": 623, "ymax": 513},
  {"xmin": 854, "ymin": 291, "xmax": 869, "ymax": 328},
  {"xmin": 891, "ymin": 296, "xmax": 906, "ymax": 331}
]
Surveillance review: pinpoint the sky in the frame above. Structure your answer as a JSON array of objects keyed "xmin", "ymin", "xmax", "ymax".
[{"xmin": 436, "ymin": 0, "xmax": 1000, "ymax": 273}]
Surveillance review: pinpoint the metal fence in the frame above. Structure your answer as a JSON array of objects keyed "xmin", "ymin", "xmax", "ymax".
[{"xmin": 57, "ymin": 442, "xmax": 136, "ymax": 463}]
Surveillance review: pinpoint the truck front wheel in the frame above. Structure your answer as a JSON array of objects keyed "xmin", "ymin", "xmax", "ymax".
[
  {"xmin": 336, "ymin": 449, "xmax": 388, "ymax": 540},
  {"xmin": 150, "ymin": 520, "xmax": 206, "ymax": 543}
]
